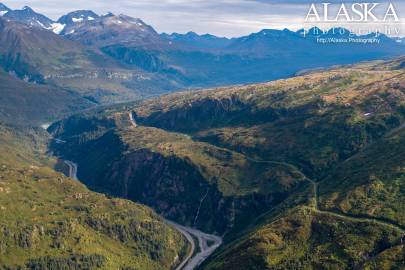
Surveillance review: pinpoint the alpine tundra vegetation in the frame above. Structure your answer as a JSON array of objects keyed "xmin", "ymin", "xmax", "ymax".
[
  {"xmin": 0, "ymin": 2, "xmax": 405, "ymax": 270},
  {"xmin": 50, "ymin": 57, "xmax": 405, "ymax": 269}
]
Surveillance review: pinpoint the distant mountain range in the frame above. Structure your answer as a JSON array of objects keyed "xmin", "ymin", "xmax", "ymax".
[
  {"xmin": 2, "ymin": 3, "xmax": 405, "ymax": 269},
  {"xmin": 1, "ymin": 2, "xmax": 405, "ymax": 125}
]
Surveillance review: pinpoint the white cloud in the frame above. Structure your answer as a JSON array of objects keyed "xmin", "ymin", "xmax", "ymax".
[{"xmin": 1, "ymin": 0, "xmax": 405, "ymax": 37}]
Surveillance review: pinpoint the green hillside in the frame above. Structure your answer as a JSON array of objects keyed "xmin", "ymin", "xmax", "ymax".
[
  {"xmin": 0, "ymin": 70, "xmax": 94, "ymax": 126},
  {"xmin": 204, "ymin": 207, "xmax": 404, "ymax": 270},
  {"xmin": 50, "ymin": 57, "xmax": 405, "ymax": 269},
  {"xmin": 0, "ymin": 123, "xmax": 189, "ymax": 269},
  {"xmin": 319, "ymin": 127, "xmax": 405, "ymax": 228},
  {"xmin": 49, "ymin": 115, "xmax": 306, "ymax": 233}
]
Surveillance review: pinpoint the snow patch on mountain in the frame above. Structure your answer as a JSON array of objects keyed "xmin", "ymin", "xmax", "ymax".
[
  {"xmin": 72, "ymin": 17, "xmax": 84, "ymax": 23},
  {"xmin": 50, "ymin": 23, "xmax": 66, "ymax": 34},
  {"xmin": 36, "ymin": 20, "xmax": 45, "ymax": 28}
]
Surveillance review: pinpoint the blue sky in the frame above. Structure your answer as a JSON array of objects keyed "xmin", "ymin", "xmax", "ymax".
[{"xmin": 2, "ymin": 0, "xmax": 404, "ymax": 37}]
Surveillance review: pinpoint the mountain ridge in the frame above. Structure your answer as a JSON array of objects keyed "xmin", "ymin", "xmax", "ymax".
[
  {"xmin": 1, "ymin": 3, "xmax": 405, "ymax": 270},
  {"xmin": 49, "ymin": 56, "xmax": 405, "ymax": 269},
  {"xmin": 1, "ymin": 3, "xmax": 405, "ymax": 104}
]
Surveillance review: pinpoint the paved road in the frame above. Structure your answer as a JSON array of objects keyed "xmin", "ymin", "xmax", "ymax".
[
  {"xmin": 63, "ymin": 160, "xmax": 222, "ymax": 270},
  {"xmin": 245, "ymin": 154, "xmax": 405, "ymax": 267},
  {"xmin": 58, "ymin": 115, "xmax": 405, "ymax": 269},
  {"xmin": 244, "ymin": 155, "xmax": 405, "ymax": 234},
  {"xmin": 166, "ymin": 220, "xmax": 222, "ymax": 270},
  {"xmin": 165, "ymin": 220, "xmax": 196, "ymax": 270}
]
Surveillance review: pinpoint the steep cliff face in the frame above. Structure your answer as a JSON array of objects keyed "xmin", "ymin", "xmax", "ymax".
[
  {"xmin": 92, "ymin": 148, "xmax": 306, "ymax": 233},
  {"xmin": 133, "ymin": 93, "xmax": 282, "ymax": 132},
  {"xmin": 50, "ymin": 114, "xmax": 306, "ymax": 234},
  {"xmin": 101, "ymin": 148, "xmax": 228, "ymax": 232},
  {"xmin": 50, "ymin": 58, "xmax": 405, "ymax": 269},
  {"xmin": 131, "ymin": 63, "xmax": 405, "ymax": 179}
]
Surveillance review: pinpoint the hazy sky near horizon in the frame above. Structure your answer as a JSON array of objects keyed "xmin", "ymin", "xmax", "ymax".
[{"xmin": 2, "ymin": 0, "xmax": 405, "ymax": 37}]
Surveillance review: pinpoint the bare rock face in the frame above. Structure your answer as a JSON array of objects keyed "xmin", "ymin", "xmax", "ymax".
[
  {"xmin": 50, "ymin": 119, "xmax": 299, "ymax": 234},
  {"xmin": 4, "ymin": 6, "xmax": 54, "ymax": 29}
]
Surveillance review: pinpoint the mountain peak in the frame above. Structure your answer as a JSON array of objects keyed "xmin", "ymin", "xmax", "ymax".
[
  {"xmin": 185, "ymin": 31, "xmax": 199, "ymax": 37},
  {"xmin": 94, "ymin": 13, "xmax": 149, "ymax": 29},
  {"xmin": 0, "ymin": 3, "xmax": 10, "ymax": 10},
  {"xmin": 117, "ymin": 14, "xmax": 144, "ymax": 24},
  {"xmin": 4, "ymin": 5, "xmax": 54, "ymax": 29},
  {"xmin": 59, "ymin": 12, "xmax": 161, "ymax": 47},
  {"xmin": 57, "ymin": 10, "xmax": 99, "ymax": 25},
  {"xmin": 0, "ymin": 2, "xmax": 10, "ymax": 16},
  {"xmin": 102, "ymin": 12, "xmax": 114, "ymax": 17},
  {"xmin": 22, "ymin": 6, "xmax": 33, "ymax": 12}
]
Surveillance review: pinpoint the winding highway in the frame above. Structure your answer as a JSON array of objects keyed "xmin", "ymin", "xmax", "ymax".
[
  {"xmin": 244, "ymin": 155, "xmax": 404, "ymax": 232},
  {"xmin": 60, "ymin": 114, "xmax": 404, "ymax": 268},
  {"xmin": 63, "ymin": 157, "xmax": 222, "ymax": 270},
  {"xmin": 45, "ymin": 96, "xmax": 405, "ymax": 269},
  {"xmin": 244, "ymin": 154, "xmax": 405, "ymax": 267},
  {"xmin": 166, "ymin": 220, "xmax": 222, "ymax": 270},
  {"xmin": 169, "ymin": 221, "xmax": 196, "ymax": 270},
  {"xmin": 182, "ymin": 228, "xmax": 222, "ymax": 270}
]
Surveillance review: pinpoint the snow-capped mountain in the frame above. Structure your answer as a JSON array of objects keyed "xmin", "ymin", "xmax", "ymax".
[
  {"xmin": 1, "ymin": 5, "xmax": 66, "ymax": 34},
  {"xmin": 61, "ymin": 13, "xmax": 164, "ymax": 47},
  {"xmin": 0, "ymin": 2, "xmax": 404, "ymax": 91},
  {"xmin": 57, "ymin": 10, "xmax": 99, "ymax": 35},
  {"xmin": 0, "ymin": 3, "xmax": 10, "ymax": 16},
  {"xmin": 58, "ymin": 10, "xmax": 98, "ymax": 25},
  {"xmin": 4, "ymin": 6, "xmax": 53, "ymax": 28},
  {"xmin": 0, "ymin": 4, "xmax": 162, "ymax": 43}
]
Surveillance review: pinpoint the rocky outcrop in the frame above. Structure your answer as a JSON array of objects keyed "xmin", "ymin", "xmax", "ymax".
[
  {"xmin": 53, "ymin": 127, "xmax": 302, "ymax": 234},
  {"xmin": 100, "ymin": 148, "xmax": 296, "ymax": 234}
]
